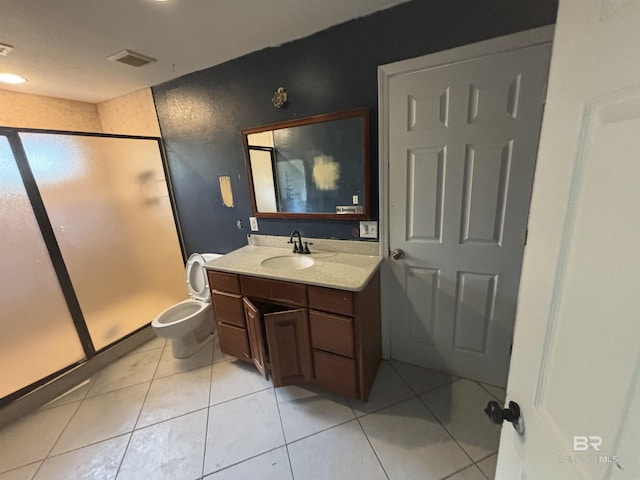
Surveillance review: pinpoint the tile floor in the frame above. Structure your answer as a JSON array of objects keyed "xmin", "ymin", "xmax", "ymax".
[{"xmin": 0, "ymin": 336, "xmax": 505, "ymax": 480}]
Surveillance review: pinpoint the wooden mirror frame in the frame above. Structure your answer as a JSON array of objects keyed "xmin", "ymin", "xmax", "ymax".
[{"xmin": 242, "ymin": 108, "xmax": 371, "ymax": 220}]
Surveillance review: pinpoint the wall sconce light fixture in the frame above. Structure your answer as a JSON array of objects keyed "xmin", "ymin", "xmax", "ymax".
[{"xmin": 272, "ymin": 87, "xmax": 288, "ymax": 108}]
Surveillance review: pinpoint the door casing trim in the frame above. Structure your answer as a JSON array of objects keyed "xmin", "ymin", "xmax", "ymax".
[{"xmin": 377, "ymin": 25, "xmax": 555, "ymax": 358}]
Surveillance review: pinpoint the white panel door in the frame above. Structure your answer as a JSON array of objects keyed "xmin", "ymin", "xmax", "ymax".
[
  {"xmin": 382, "ymin": 32, "xmax": 551, "ymax": 386},
  {"xmin": 496, "ymin": 0, "xmax": 640, "ymax": 478}
]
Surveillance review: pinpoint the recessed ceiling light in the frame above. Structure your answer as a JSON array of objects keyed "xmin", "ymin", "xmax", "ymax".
[{"xmin": 0, "ymin": 73, "xmax": 27, "ymax": 84}]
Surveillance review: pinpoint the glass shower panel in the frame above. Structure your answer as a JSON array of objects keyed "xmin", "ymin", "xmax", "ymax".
[
  {"xmin": 21, "ymin": 134, "xmax": 185, "ymax": 350},
  {"xmin": 0, "ymin": 136, "xmax": 85, "ymax": 399}
]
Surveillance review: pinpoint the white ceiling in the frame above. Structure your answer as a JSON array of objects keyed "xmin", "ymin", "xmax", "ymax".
[{"xmin": 0, "ymin": 0, "xmax": 408, "ymax": 104}]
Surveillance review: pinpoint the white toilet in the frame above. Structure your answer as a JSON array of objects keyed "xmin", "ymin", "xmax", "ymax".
[{"xmin": 151, "ymin": 253, "xmax": 222, "ymax": 358}]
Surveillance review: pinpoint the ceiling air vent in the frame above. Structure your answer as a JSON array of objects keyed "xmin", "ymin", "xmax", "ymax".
[
  {"xmin": 107, "ymin": 49, "xmax": 156, "ymax": 67},
  {"xmin": 0, "ymin": 43, "xmax": 14, "ymax": 56}
]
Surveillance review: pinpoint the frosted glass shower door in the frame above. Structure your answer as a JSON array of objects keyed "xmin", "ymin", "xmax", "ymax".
[
  {"xmin": 0, "ymin": 136, "xmax": 85, "ymax": 399},
  {"xmin": 21, "ymin": 134, "xmax": 186, "ymax": 350}
]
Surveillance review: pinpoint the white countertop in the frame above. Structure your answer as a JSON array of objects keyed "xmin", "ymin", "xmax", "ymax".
[{"xmin": 205, "ymin": 245, "xmax": 382, "ymax": 292}]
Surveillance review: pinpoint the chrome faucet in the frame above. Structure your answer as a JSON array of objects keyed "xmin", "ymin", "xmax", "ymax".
[{"xmin": 288, "ymin": 230, "xmax": 310, "ymax": 254}]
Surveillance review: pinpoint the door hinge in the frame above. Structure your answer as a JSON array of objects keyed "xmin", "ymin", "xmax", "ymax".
[
  {"xmin": 541, "ymin": 82, "xmax": 548, "ymax": 104},
  {"xmin": 524, "ymin": 229, "xmax": 529, "ymax": 246}
]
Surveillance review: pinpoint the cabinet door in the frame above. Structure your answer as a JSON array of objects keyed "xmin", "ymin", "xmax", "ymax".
[
  {"xmin": 217, "ymin": 322, "xmax": 251, "ymax": 361},
  {"xmin": 265, "ymin": 309, "xmax": 312, "ymax": 387},
  {"xmin": 243, "ymin": 298, "xmax": 269, "ymax": 380}
]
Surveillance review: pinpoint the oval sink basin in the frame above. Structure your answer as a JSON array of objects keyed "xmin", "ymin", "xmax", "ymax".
[{"xmin": 261, "ymin": 255, "xmax": 315, "ymax": 271}]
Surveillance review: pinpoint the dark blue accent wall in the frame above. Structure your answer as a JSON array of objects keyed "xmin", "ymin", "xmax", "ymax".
[{"xmin": 153, "ymin": 0, "xmax": 558, "ymax": 255}]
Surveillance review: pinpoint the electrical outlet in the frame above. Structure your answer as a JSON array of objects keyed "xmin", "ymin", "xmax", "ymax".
[
  {"xmin": 359, "ymin": 221, "xmax": 378, "ymax": 239},
  {"xmin": 249, "ymin": 216, "xmax": 259, "ymax": 231}
]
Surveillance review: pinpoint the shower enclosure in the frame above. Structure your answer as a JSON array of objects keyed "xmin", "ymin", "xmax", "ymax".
[{"xmin": 0, "ymin": 129, "xmax": 185, "ymax": 403}]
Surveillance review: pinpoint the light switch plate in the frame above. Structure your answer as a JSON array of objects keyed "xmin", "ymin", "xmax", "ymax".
[
  {"xmin": 359, "ymin": 221, "xmax": 378, "ymax": 239},
  {"xmin": 249, "ymin": 217, "xmax": 259, "ymax": 231}
]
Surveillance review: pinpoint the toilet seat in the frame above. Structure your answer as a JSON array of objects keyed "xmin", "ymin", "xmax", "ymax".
[
  {"xmin": 152, "ymin": 252, "xmax": 221, "ymax": 358},
  {"xmin": 185, "ymin": 253, "xmax": 210, "ymax": 302}
]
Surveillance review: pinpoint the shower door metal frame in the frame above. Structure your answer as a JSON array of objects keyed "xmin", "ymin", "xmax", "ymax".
[{"xmin": 0, "ymin": 127, "xmax": 186, "ymax": 406}]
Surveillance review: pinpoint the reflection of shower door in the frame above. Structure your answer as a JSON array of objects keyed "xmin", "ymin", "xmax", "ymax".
[{"xmin": 0, "ymin": 130, "xmax": 185, "ymax": 402}]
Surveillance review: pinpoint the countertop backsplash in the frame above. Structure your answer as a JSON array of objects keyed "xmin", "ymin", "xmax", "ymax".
[{"xmin": 247, "ymin": 234, "xmax": 380, "ymax": 256}]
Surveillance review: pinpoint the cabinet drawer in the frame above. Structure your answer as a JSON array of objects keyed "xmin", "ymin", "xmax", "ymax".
[
  {"xmin": 217, "ymin": 322, "xmax": 251, "ymax": 362},
  {"xmin": 207, "ymin": 270, "xmax": 241, "ymax": 294},
  {"xmin": 308, "ymin": 285, "xmax": 353, "ymax": 316},
  {"xmin": 312, "ymin": 350, "xmax": 358, "ymax": 398},
  {"xmin": 309, "ymin": 311, "xmax": 355, "ymax": 358},
  {"xmin": 212, "ymin": 291, "xmax": 245, "ymax": 328},
  {"xmin": 241, "ymin": 276, "xmax": 307, "ymax": 307}
]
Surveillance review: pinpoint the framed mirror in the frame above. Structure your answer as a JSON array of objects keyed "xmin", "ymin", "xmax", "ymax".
[{"xmin": 242, "ymin": 108, "xmax": 370, "ymax": 219}]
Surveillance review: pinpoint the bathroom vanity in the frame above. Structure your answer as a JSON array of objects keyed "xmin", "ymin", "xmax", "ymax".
[{"xmin": 205, "ymin": 245, "xmax": 381, "ymax": 401}]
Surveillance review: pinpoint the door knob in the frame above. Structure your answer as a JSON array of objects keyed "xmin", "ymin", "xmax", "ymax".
[
  {"xmin": 485, "ymin": 400, "xmax": 525, "ymax": 434},
  {"xmin": 391, "ymin": 248, "xmax": 404, "ymax": 260}
]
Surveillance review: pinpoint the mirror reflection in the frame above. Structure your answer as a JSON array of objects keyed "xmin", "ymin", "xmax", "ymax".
[{"xmin": 243, "ymin": 108, "xmax": 370, "ymax": 219}]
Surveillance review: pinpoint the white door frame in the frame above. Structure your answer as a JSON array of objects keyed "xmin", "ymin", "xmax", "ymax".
[{"xmin": 377, "ymin": 25, "xmax": 555, "ymax": 359}]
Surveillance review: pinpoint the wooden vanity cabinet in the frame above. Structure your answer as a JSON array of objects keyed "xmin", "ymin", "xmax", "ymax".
[
  {"xmin": 206, "ymin": 269, "xmax": 380, "ymax": 401},
  {"xmin": 206, "ymin": 271, "xmax": 250, "ymax": 361},
  {"xmin": 308, "ymin": 270, "xmax": 381, "ymax": 401},
  {"xmin": 212, "ymin": 293, "xmax": 251, "ymax": 366},
  {"xmin": 263, "ymin": 306, "xmax": 312, "ymax": 386},
  {"xmin": 242, "ymin": 298, "xmax": 312, "ymax": 386},
  {"xmin": 242, "ymin": 298, "xmax": 269, "ymax": 378}
]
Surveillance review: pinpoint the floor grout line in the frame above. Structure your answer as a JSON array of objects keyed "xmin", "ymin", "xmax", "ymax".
[
  {"xmin": 477, "ymin": 382, "xmax": 506, "ymax": 403},
  {"xmin": 2, "ymin": 343, "xmax": 500, "ymax": 480},
  {"xmin": 354, "ymin": 413, "xmax": 391, "ymax": 480},
  {"xmin": 202, "ymin": 444, "xmax": 287, "ymax": 478},
  {"xmin": 200, "ymin": 343, "xmax": 217, "ymax": 479},
  {"xmin": 272, "ymin": 386, "xmax": 295, "ymax": 479},
  {"xmin": 439, "ymin": 463, "xmax": 483, "ymax": 480},
  {"xmin": 113, "ymin": 337, "xmax": 167, "ymax": 479},
  {"xmin": 416, "ymin": 389, "xmax": 476, "ymax": 465},
  {"xmin": 475, "ymin": 454, "xmax": 495, "ymax": 480},
  {"xmin": 41, "ymin": 396, "xmax": 83, "ymax": 462},
  {"xmin": 283, "ymin": 416, "xmax": 359, "ymax": 448},
  {"xmin": 387, "ymin": 359, "xmax": 459, "ymax": 397},
  {"xmin": 0, "ymin": 460, "xmax": 42, "ymax": 478}
]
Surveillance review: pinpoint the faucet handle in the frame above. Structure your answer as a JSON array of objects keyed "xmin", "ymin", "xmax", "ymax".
[
  {"xmin": 303, "ymin": 241, "xmax": 311, "ymax": 254},
  {"xmin": 292, "ymin": 243, "xmax": 300, "ymax": 253}
]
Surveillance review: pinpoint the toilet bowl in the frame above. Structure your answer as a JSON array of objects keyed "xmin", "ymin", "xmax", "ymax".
[{"xmin": 151, "ymin": 253, "xmax": 222, "ymax": 359}]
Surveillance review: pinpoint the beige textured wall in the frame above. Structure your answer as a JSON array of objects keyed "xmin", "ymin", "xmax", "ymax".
[
  {"xmin": 0, "ymin": 90, "xmax": 102, "ymax": 132},
  {"xmin": 97, "ymin": 88, "xmax": 161, "ymax": 137},
  {"xmin": 0, "ymin": 87, "xmax": 161, "ymax": 137}
]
